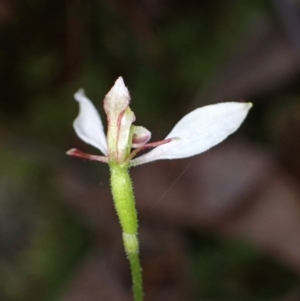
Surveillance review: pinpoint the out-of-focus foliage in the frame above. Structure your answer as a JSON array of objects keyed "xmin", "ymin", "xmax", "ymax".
[{"xmin": 188, "ymin": 234, "xmax": 297, "ymax": 300}]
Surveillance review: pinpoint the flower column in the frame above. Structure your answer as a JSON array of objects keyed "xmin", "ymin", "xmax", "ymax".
[{"xmin": 104, "ymin": 79, "xmax": 143, "ymax": 301}]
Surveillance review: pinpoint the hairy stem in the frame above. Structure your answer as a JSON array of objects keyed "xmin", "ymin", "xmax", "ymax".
[{"xmin": 109, "ymin": 163, "xmax": 143, "ymax": 301}]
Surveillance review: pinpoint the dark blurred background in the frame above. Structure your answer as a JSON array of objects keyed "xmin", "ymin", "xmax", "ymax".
[{"xmin": 1, "ymin": 0, "xmax": 300, "ymax": 300}]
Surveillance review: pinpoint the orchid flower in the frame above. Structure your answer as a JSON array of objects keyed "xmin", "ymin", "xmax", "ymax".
[
  {"xmin": 66, "ymin": 77, "xmax": 252, "ymax": 301},
  {"xmin": 67, "ymin": 77, "xmax": 252, "ymax": 167}
]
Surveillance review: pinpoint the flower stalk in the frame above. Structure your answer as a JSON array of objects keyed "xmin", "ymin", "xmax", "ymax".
[{"xmin": 109, "ymin": 163, "xmax": 143, "ymax": 301}]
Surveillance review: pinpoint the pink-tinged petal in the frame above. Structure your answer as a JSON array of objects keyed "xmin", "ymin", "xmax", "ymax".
[
  {"xmin": 66, "ymin": 148, "xmax": 108, "ymax": 163},
  {"xmin": 131, "ymin": 126, "xmax": 151, "ymax": 148},
  {"xmin": 104, "ymin": 77, "xmax": 130, "ymax": 123},
  {"xmin": 104, "ymin": 77, "xmax": 132, "ymax": 161},
  {"xmin": 73, "ymin": 89, "xmax": 108, "ymax": 155},
  {"xmin": 126, "ymin": 138, "xmax": 172, "ymax": 163},
  {"xmin": 130, "ymin": 102, "xmax": 252, "ymax": 166},
  {"xmin": 116, "ymin": 107, "xmax": 135, "ymax": 162},
  {"xmin": 104, "ymin": 77, "xmax": 130, "ymax": 110}
]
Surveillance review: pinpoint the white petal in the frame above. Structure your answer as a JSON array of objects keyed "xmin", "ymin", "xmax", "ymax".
[
  {"xmin": 73, "ymin": 89, "xmax": 108, "ymax": 155},
  {"xmin": 104, "ymin": 77, "xmax": 130, "ymax": 118},
  {"xmin": 131, "ymin": 102, "xmax": 252, "ymax": 166}
]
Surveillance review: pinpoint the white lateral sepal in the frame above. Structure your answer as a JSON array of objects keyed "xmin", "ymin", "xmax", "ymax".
[{"xmin": 131, "ymin": 102, "xmax": 252, "ymax": 166}]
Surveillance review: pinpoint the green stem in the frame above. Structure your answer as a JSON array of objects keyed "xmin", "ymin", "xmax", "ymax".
[{"xmin": 109, "ymin": 163, "xmax": 143, "ymax": 301}]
